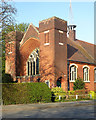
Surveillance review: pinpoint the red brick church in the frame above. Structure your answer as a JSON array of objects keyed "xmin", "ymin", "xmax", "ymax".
[{"xmin": 5, "ymin": 16, "xmax": 96, "ymax": 91}]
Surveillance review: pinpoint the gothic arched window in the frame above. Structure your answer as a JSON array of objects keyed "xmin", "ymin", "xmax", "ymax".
[{"xmin": 27, "ymin": 48, "xmax": 39, "ymax": 76}]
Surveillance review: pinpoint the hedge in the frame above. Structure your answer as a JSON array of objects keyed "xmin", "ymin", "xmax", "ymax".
[{"xmin": 2, "ymin": 83, "xmax": 52, "ymax": 105}]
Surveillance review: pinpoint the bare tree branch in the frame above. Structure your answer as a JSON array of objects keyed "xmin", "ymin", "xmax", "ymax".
[{"xmin": 0, "ymin": 0, "xmax": 17, "ymax": 30}]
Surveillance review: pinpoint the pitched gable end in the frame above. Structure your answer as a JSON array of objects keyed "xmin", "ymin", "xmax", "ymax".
[{"xmin": 20, "ymin": 23, "xmax": 39, "ymax": 46}]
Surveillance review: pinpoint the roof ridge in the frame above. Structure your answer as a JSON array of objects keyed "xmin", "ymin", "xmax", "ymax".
[{"xmin": 76, "ymin": 39, "xmax": 95, "ymax": 46}]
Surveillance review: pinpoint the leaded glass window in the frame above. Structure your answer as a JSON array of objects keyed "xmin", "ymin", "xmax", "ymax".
[{"xmin": 27, "ymin": 48, "xmax": 39, "ymax": 76}]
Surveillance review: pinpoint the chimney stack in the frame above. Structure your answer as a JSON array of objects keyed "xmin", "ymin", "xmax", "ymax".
[{"xmin": 68, "ymin": 25, "xmax": 76, "ymax": 41}]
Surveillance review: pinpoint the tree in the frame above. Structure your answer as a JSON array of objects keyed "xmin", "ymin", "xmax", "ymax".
[
  {"xmin": 0, "ymin": 0, "xmax": 17, "ymax": 30},
  {"xmin": 15, "ymin": 23, "xmax": 29, "ymax": 32},
  {"xmin": 1, "ymin": 0, "xmax": 17, "ymax": 73},
  {"xmin": 2, "ymin": 23, "xmax": 29, "ymax": 83},
  {"xmin": 73, "ymin": 77, "xmax": 85, "ymax": 90},
  {"xmin": 0, "ymin": 0, "xmax": 17, "ymax": 83},
  {"xmin": 1, "ymin": 1, "xmax": 29, "ymax": 83}
]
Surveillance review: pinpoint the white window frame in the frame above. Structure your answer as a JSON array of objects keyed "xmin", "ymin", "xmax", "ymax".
[
  {"xmin": 59, "ymin": 30, "xmax": 64, "ymax": 46},
  {"xmin": 59, "ymin": 43, "xmax": 64, "ymax": 45},
  {"xmin": 8, "ymin": 52, "xmax": 12, "ymax": 54},
  {"xmin": 45, "ymin": 80, "xmax": 50, "ymax": 88},
  {"xmin": 44, "ymin": 30, "xmax": 49, "ymax": 34},
  {"xmin": 94, "ymin": 67, "xmax": 96, "ymax": 82},
  {"xmin": 26, "ymin": 48, "xmax": 39, "ymax": 76},
  {"xmin": 44, "ymin": 30, "xmax": 50, "ymax": 45},
  {"xmin": 59, "ymin": 30, "xmax": 63, "ymax": 34},
  {"xmin": 70, "ymin": 64, "xmax": 78, "ymax": 82},
  {"xmin": 83, "ymin": 65, "xmax": 90, "ymax": 82},
  {"xmin": 44, "ymin": 43, "xmax": 50, "ymax": 46}
]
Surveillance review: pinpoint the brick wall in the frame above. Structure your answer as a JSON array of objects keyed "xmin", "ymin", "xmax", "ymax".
[
  {"xmin": 69, "ymin": 61, "xmax": 96, "ymax": 91},
  {"xmin": 39, "ymin": 17, "xmax": 68, "ymax": 91},
  {"xmin": 5, "ymin": 31, "xmax": 24, "ymax": 81}
]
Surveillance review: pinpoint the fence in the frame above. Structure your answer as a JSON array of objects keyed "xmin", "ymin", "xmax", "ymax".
[{"xmin": 52, "ymin": 94, "xmax": 92, "ymax": 101}]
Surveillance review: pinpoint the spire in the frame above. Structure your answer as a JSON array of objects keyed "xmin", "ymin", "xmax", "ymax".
[
  {"xmin": 68, "ymin": 0, "xmax": 77, "ymax": 41},
  {"xmin": 69, "ymin": 0, "xmax": 74, "ymax": 25}
]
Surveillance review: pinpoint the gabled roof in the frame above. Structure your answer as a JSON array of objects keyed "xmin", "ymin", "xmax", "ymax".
[
  {"xmin": 20, "ymin": 23, "xmax": 39, "ymax": 47},
  {"xmin": 67, "ymin": 38, "xmax": 96, "ymax": 64}
]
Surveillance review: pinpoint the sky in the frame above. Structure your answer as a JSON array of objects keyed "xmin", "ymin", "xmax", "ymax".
[{"xmin": 13, "ymin": 2, "xmax": 94, "ymax": 44}]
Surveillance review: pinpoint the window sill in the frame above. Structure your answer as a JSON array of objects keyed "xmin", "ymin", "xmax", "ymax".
[
  {"xmin": 27, "ymin": 74, "xmax": 40, "ymax": 77},
  {"xmin": 84, "ymin": 81, "xmax": 90, "ymax": 83},
  {"xmin": 94, "ymin": 81, "xmax": 96, "ymax": 83},
  {"xmin": 70, "ymin": 80, "xmax": 75, "ymax": 82},
  {"xmin": 59, "ymin": 43, "xmax": 64, "ymax": 45},
  {"xmin": 44, "ymin": 43, "xmax": 50, "ymax": 46},
  {"xmin": 8, "ymin": 52, "xmax": 12, "ymax": 54}
]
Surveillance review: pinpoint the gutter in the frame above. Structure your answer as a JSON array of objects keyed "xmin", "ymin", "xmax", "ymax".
[{"xmin": 67, "ymin": 60, "xmax": 96, "ymax": 65}]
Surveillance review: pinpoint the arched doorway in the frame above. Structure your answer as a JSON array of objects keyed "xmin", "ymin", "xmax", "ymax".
[{"xmin": 57, "ymin": 77, "xmax": 62, "ymax": 87}]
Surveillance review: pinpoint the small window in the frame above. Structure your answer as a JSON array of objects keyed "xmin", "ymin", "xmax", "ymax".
[
  {"xmin": 28, "ymin": 62, "xmax": 30, "ymax": 76},
  {"xmin": 45, "ymin": 32, "xmax": 49, "ymax": 43},
  {"xmin": 94, "ymin": 68, "xmax": 96, "ymax": 82},
  {"xmin": 59, "ymin": 31, "xmax": 63, "ymax": 43},
  {"xmin": 70, "ymin": 65, "xmax": 77, "ymax": 81},
  {"xmin": 36, "ymin": 57, "xmax": 39, "ymax": 74},
  {"xmin": 45, "ymin": 80, "xmax": 50, "ymax": 88},
  {"xmin": 8, "ymin": 42, "xmax": 12, "ymax": 54},
  {"xmin": 83, "ymin": 67, "xmax": 89, "ymax": 82},
  {"xmin": 33, "ymin": 61, "xmax": 35, "ymax": 75},
  {"xmin": 44, "ymin": 30, "xmax": 49, "ymax": 45},
  {"xmin": 31, "ymin": 62, "xmax": 33, "ymax": 75}
]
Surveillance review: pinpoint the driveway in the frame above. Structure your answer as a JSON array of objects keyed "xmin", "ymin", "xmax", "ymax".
[{"xmin": 2, "ymin": 100, "xmax": 96, "ymax": 119}]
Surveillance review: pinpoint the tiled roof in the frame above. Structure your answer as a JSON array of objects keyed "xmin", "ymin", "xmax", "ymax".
[
  {"xmin": 19, "ymin": 22, "xmax": 95, "ymax": 65},
  {"xmin": 67, "ymin": 38, "xmax": 96, "ymax": 64}
]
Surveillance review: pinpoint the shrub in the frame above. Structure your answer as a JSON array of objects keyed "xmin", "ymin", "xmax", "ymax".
[
  {"xmin": 74, "ymin": 89, "xmax": 89, "ymax": 95},
  {"xmin": 51, "ymin": 87, "xmax": 66, "ymax": 102},
  {"xmin": 68, "ymin": 90, "xmax": 75, "ymax": 95},
  {"xmin": 2, "ymin": 83, "xmax": 52, "ymax": 105},
  {"xmin": 73, "ymin": 77, "xmax": 85, "ymax": 90},
  {"xmin": 2, "ymin": 73, "xmax": 14, "ymax": 83},
  {"xmin": 89, "ymin": 91, "xmax": 96, "ymax": 99}
]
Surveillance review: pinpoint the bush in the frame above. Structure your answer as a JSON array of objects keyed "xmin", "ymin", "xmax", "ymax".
[
  {"xmin": 89, "ymin": 91, "xmax": 96, "ymax": 99},
  {"xmin": 68, "ymin": 90, "xmax": 75, "ymax": 95},
  {"xmin": 2, "ymin": 73, "xmax": 14, "ymax": 83},
  {"xmin": 2, "ymin": 83, "xmax": 52, "ymax": 105},
  {"xmin": 74, "ymin": 89, "xmax": 89, "ymax": 95},
  {"xmin": 73, "ymin": 77, "xmax": 85, "ymax": 90},
  {"xmin": 51, "ymin": 87, "xmax": 66, "ymax": 102}
]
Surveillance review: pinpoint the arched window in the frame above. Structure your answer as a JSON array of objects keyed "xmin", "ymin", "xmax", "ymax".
[
  {"xmin": 70, "ymin": 64, "xmax": 77, "ymax": 81},
  {"xmin": 94, "ymin": 68, "xmax": 96, "ymax": 82},
  {"xmin": 83, "ymin": 66, "xmax": 89, "ymax": 82},
  {"xmin": 27, "ymin": 48, "xmax": 39, "ymax": 76}
]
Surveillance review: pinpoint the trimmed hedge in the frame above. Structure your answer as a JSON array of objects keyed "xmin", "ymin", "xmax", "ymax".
[{"xmin": 2, "ymin": 83, "xmax": 52, "ymax": 105}]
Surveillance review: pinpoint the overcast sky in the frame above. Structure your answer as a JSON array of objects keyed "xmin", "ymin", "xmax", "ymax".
[{"xmin": 14, "ymin": 2, "xmax": 94, "ymax": 44}]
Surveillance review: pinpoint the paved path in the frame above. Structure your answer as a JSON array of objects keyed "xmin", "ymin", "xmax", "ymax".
[{"xmin": 2, "ymin": 100, "xmax": 96, "ymax": 119}]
